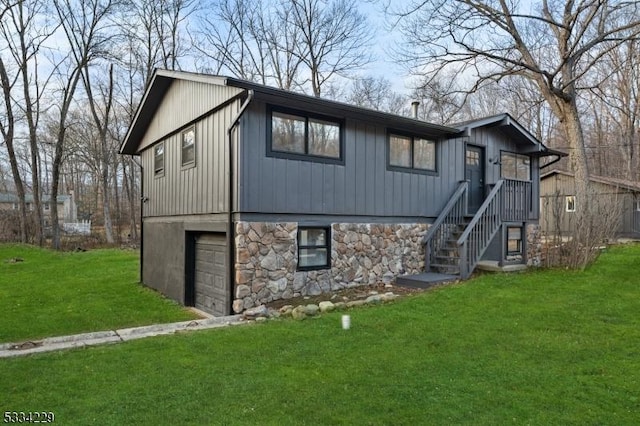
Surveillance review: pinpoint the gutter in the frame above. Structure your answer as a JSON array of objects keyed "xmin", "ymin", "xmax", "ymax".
[{"xmin": 226, "ymin": 89, "xmax": 254, "ymax": 314}]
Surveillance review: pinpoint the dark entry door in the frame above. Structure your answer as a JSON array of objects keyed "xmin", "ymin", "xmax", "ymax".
[{"xmin": 465, "ymin": 145, "xmax": 485, "ymax": 213}]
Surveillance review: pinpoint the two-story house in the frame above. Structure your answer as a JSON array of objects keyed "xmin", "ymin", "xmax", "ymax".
[{"xmin": 120, "ymin": 70, "xmax": 563, "ymax": 316}]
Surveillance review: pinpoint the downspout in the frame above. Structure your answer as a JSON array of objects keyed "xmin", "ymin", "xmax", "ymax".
[
  {"xmin": 139, "ymin": 162, "xmax": 144, "ymax": 283},
  {"xmin": 540, "ymin": 154, "xmax": 562, "ymax": 170},
  {"xmin": 226, "ymin": 89, "xmax": 254, "ymax": 314}
]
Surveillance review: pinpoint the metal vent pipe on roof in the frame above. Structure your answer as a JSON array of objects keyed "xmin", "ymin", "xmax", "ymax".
[{"xmin": 411, "ymin": 101, "xmax": 420, "ymax": 118}]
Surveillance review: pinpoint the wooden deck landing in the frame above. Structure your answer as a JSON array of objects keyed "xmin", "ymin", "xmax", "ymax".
[{"xmin": 394, "ymin": 272, "xmax": 459, "ymax": 289}]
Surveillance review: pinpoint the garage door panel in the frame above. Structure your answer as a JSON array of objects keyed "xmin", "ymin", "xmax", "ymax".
[{"xmin": 194, "ymin": 233, "xmax": 228, "ymax": 316}]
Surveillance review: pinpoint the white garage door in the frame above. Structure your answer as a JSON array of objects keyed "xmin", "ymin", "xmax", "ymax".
[{"xmin": 194, "ymin": 234, "xmax": 228, "ymax": 316}]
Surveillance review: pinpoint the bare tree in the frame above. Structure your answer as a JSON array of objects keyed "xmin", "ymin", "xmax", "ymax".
[
  {"xmin": 193, "ymin": 0, "xmax": 304, "ymax": 90},
  {"xmin": 82, "ymin": 63, "xmax": 116, "ymax": 243},
  {"xmin": 49, "ymin": 0, "xmax": 117, "ymax": 249},
  {"xmin": 289, "ymin": 0, "xmax": 374, "ymax": 96},
  {"xmin": 588, "ymin": 39, "xmax": 640, "ymax": 180},
  {"xmin": 0, "ymin": 50, "xmax": 29, "ymax": 242},
  {"xmin": 346, "ymin": 75, "xmax": 407, "ymax": 114},
  {"xmin": 1, "ymin": 0, "xmax": 60, "ymax": 245},
  {"xmin": 394, "ymin": 0, "xmax": 640, "ymax": 267}
]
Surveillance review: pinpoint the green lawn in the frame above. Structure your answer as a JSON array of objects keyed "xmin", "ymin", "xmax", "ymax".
[
  {"xmin": 0, "ymin": 244, "xmax": 198, "ymax": 343},
  {"xmin": 2, "ymin": 244, "xmax": 640, "ymax": 424}
]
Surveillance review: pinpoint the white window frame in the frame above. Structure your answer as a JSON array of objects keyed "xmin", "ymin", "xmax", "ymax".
[
  {"xmin": 154, "ymin": 142, "xmax": 165, "ymax": 177},
  {"xmin": 565, "ymin": 195, "xmax": 576, "ymax": 212},
  {"xmin": 181, "ymin": 126, "xmax": 196, "ymax": 167}
]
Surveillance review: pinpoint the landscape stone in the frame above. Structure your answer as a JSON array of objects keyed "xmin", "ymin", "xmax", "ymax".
[
  {"xmin": 365, "ymin": 295, "xmax": 383, "ymax": 305},
  {"xmin": 318, "ymin": 301, "xmax": 335, "ymax": 313},
  {"xmin": 291, "ymin": 306, "xmax": 307, "ymax": 320},
  {"xmin": 303, "ymin": 304, "xmax": 320, "ymax": 316},
  {"xmin": 243, "ymin": 305, "xmax": 269, "ymax": 320}
]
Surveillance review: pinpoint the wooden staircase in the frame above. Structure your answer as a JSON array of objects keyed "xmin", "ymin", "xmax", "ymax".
[{"xmin": 395, "ymin": 179, "xmax": 532, "ymax": 288}]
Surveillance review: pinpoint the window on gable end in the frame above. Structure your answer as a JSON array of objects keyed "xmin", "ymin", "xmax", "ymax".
[
  {"xmin": 154, "ymin": 142, "xmax": 165, "ymax": 176},
  {"xmin": 181, "ymin": 127, "xmax": 196, "ymax": 167}
]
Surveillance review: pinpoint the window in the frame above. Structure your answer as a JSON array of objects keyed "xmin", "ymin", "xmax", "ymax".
[
  {"xmin": 566, "ymin": 195, "xmax": 576, "ymax": 212},
  {"xmin": 501, "ymin": 152, "xmax": 530, "ymax": 181},
  {"xmin": 389, "ymin": 133, "xmax": 436, "ymax": 172},
  {"xmin": 44, "ymin": 203, "xmax": 50, "ymax": 211},
  {"xmin": 298, "ymin": 227, "xmax": 330, "ymax": 270},
  {"xmin": 270, "ymin": 108, "xmax": 342, "ymax": 162},
  {"xmin": 154, "ymin": 143, "xmax": 165, "ymax": 176},
  {"xmin": 635, "ymin": 197, "xmax": 640, "ymax": 212},
  {"xmin": 181, "ymin": 127, "xmax": 196, "ymax": 167},
  {"xmin": 506, "ymin": 226, "xmax": 523, "ymax": 255},
  {"xmin": 466, "ymin": 149, "xmax": 480, "ymax": 166}
]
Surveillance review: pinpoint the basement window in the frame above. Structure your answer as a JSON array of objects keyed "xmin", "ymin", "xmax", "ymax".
[
  {"xmin": 506, "ymin": 226, "xmax": 523, "ymax": 255},
  {"xmin": 565, "ymin": 195, "xmax": 576, "ymax": 212},
  {"xmin": 154, "ymin": 142, "xmax": 165, "ymax": 177},
  {"xmin": 298, "ymin": 227, "xmax": 330, "ymax": 270},
  {"xmin": 181, "ymin": 126, "xmax": 196, "ymax": 167},
  {"xmin": 269, "ymin": 106, "xmax": 343, "ymax": 164}
]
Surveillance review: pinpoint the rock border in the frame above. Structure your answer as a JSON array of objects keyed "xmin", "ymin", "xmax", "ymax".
[{"xmin": 242, "ymin": 290, "xmax": 400, "ymax": 321}]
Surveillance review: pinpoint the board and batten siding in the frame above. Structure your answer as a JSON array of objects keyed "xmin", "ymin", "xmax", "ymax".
[
  {"xmin": 465, "ymin": 126, "xmax": 541, "ymax": 220},
  {"xmin": 138, "ymin": 79, "xmax": 243, "ymax": 152},
  {"xmin": 540, "ymin": 173, "xmax": 640, "ymax": 235},
  {"xmin": 238, "ymin": 101, "xmax": 464, "ymax": 218},
  {"xmin": 141, "ymin": 99, "xmax": 241, "ymax": 217}
]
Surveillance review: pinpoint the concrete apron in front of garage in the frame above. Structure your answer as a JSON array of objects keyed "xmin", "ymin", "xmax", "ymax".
[{"xmin": 0, "ymin": 314, "xmax": 243, "ymax": 358}]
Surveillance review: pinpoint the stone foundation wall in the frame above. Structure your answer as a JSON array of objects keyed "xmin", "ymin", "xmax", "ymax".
[
  {"xmin": 233, "ymin": 221, "xmax": 428, "ymax": 313},
  {"xmin": 526, "ymin": 223, "xmax": 542, "ymax": 267}
]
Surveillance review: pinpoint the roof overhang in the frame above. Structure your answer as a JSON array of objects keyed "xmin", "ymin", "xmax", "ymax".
[
  {"xmin": 120, "ymin": 69, "xmax": 460, "ymax": 155},
  {"xmin": 541, "ymin": 169, "xmax": 640, "ymax": 192},
  {"xmin": 453, "ymin": 113, "xmax": 567, "ymax": 159}
]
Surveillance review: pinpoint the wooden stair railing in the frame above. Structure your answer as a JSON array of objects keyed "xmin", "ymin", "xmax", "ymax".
[
  {"xmin": 422, "ymin": 181, "xmax": 468, "ymax": 274},
  {"xmin": 424, "ymin": 179, "xmax": 532, "ymax": 279}
]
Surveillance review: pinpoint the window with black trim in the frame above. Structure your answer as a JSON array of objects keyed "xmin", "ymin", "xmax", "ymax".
[
  {"xmin": 181, "ymin": 127, "xmax": 195, "ymax": 167},
  {"xmin": 506, "ymin": 226, "xmax": 523, "ymax": 255},
  {"xmin": 501, "ymin": 152, "xmax": 530, "ymax": 181},
  {"xmin": 154, "ymin": 143, "xmax": 165, "ymax": 176},
  {"xmin": 270, "ymin": 107, "xmax": 342, "ymax": 162},
  {"xmin": 388, "ymin": 133, "xmax": 436, "ymax": 172},
  {"xmin": 297, "ymin": 227, "xmax": 330, "ymax": 270},
  {"xmin": 566, "ymin": 195, "xmax": 576, "ymax": 212}
]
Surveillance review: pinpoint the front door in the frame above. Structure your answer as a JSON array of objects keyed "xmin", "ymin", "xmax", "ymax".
[{"xmin": 465, "ymin": 145, "xmax": 485, "ymax": 213}]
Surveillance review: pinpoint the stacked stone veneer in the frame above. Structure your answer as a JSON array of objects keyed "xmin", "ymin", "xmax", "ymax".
[
  {"xmin": 233, "ymin": 222, "xmax": 428, "ymax": 313},
  {"xmin": 526, "ymin": 223, "xmax": 542, "ymax": 267}
]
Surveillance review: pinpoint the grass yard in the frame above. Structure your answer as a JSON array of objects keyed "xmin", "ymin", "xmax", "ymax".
[
  {"xmin": 2, "ymin": 244, "xmax": 640, "ymax": 424},
  {"xmin": 0, "ymin": 244, "xmax": 198, "ymax": 343}
]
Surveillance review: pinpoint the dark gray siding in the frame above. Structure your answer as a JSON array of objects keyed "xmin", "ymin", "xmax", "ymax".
[
  {"xmin": 464, "ymin": 126, "xmax": 541, "ymax": 220},
  {"xmin": 238, "ymin": 101, "xmax": 464, "ymax": 218},
  {"xmin": 141, "ymin": 100, "xmax": 241, "ymax": 217}
]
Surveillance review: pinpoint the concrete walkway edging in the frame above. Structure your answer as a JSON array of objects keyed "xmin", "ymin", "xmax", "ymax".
[{"xmin": 0, "ymin": 315, "xmax": 244, "ymax": 358}]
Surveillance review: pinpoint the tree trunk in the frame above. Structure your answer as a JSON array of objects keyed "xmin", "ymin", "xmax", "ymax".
[
  {"xmin": 560, "ymin": 101, "xmax": 593, "ymax": 268},
  {"xmin": 0, "ymin": 57, "xmax": 28, "ymax": 243}
]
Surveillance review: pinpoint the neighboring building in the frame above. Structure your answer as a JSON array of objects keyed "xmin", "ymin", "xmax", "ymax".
[
  {"xmin": 120, "ymin": 69, "xmax": 562, "ymax": 316},
  {"xmin": 0, "ymin": 191, "xmax": 78, "ymax": 227},
  {"xmin": 540, "ymin": 170, "xmax": 640, "ymax": 238}
]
